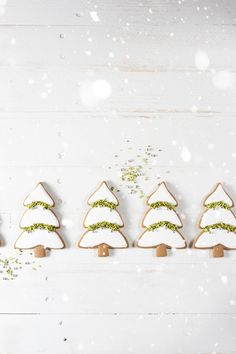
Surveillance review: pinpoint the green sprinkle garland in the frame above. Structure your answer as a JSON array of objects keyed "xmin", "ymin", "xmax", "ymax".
[
  {"xmin": 206, "ymin": 201, "xmax": 231, "ymax": 209},
  {"xmin": 26, "ymin": 201, "xmax": 51, "ymax": 209},
  {"xmin": 23, "ymin": 224, "xmax": 56, "ymax": 233},
  {"xmin": 91, "ymin": 200, "xmax": 117, "ymax": 210},
  {"xmin": 204, "ymin": 223, "xmax": 236, "ymax": 233},
  {"xmin": 88, "ymin": 222, "xmax": 120, "ymax": 232},
  {"xmin": 147, "ymin": 221, "xmax": 178, "ymax": 232},
  {"xmin": 150, "ymin": 201, "xmax": 175, "ymax": 210}
]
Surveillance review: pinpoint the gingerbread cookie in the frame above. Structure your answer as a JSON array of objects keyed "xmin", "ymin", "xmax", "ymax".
[
  {"xmin": 15, "ymin": 182, "xmax": 65, "ymax": 257},
  {"xmin": 78, "ymin": 181, "xmax": 128, "ymax": 257},
  {"xmin": 137, "ymin": 182, "xmax": 186, "ymax": 257},
  {"xmin": 193, "ymin": 183, "xmax": 236, "ymax": 257}
]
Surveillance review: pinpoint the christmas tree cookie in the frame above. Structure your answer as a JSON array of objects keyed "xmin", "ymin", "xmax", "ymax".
[
  {"xmin": 15, "ymin": 182, "xmax": 65, "ymax": 257},
  {"xmin": 194, "ymin": 183, "xmax": 236, "ymax": 257},
  {"xmin": 137, "ymin": 182, "xmax": 187, "ymax": 257},
  {"xmin": 78, "ymin": 181, "xmax": 128, "ymax": 257}
]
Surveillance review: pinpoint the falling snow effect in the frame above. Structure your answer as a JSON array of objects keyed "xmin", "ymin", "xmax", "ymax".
[{"xmin": 0, "ymin": 0, "xmax": 236, "ymax": 351}]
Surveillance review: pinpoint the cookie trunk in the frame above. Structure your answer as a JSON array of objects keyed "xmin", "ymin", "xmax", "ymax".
[
  {"xmin": 212, "ymin": 244, "xmax": 224, "ymax": 258},
  {"xmin": 34, "ymin": 245, "xmax": 46, "ymax": 257},
  {"xmin": 156, "ymin": 244, "xmax": 167, "ymax": 257},
  {"xmin": 98, "ymin": 244, "xmax": 109, "ymax": 257}
]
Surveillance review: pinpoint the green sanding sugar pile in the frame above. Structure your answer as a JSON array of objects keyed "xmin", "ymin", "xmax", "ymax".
[
  {"xmin": 0, "ymin": 253, "xmax": 42, "ymax": 280},
  {"xmin": 109, "ymin": 142, "xmax": 163, "ymax": 198}
]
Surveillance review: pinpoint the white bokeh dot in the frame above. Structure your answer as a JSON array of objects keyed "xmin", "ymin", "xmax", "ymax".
[
  {"xmin": 79, "ymin": 80, "xmax": 112, "ymax": 106},
  {"xmin": 195, "ymin": 50, "xmax": 210, "ymax": 71},
  {"xmin": 212, "ymin": 71, "xmax": 235, "ymax": 90}
]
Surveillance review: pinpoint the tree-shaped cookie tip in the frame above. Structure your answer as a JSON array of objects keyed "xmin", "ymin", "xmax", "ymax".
[
  {"xmin": 15, "ymin": 182, "xmax": 65, "ymax": 257},
  {"xmin": 137, "ymin": 182, "xmax": 186, "ymax": 257},
  {"xmin": 78, "ymin": 181, "xmax": 128, "ymax": 257},
  {"xmin": 194, "ymin": 183, "xmax": 236, "ymax": 257}
]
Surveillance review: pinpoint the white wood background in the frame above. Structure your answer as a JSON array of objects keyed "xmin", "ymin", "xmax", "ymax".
[{"xmin": 0, "ymin": 0, "xmax": 236, "ymax": 353}]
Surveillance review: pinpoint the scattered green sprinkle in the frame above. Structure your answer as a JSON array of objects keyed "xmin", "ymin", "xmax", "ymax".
[
  {"xmin": 26, "ymin": 201, "xmax": 51, "ymax": 209},
  {"xmin": 23, "ymin": 224, "xmax": 56, "ymax": 233},
  {"xmin": 204, "ymin": 223, "xmax": 236, "ymax": 233},
  {"xmin": 91, "ymin": 200, "xmax": 117, "ymax": 210},
  {"xmin": 206, "ymin": 201, "xmax": 231, "ymax": 209},
  {"xmin": 6, "ymin": 268, "xmax": 13, "ymax": 276},
  {"xmin": 0, "ymin": 255, "xmax": 41, "ymax": 280},
  {"xmin": 147, "ymin": 221, "xmax": 178, "ymax": 232},
  {"xmin": 121, "ymin": 165, "xmax": 143, "ymax": 183},
  {"xmin": 150, "ymin": 201, "xmax": 175, "ymax": 210},
  {"xmin": 88, "ymin": 222, "xmax": 120, "ymax": 232},
  {"xmin": 111, "ymin": 144, "xmax": 162, "ymax": 198},
  {"xmin": 142, "ymin": 158, "xmax": 148, "ymax": 165}
]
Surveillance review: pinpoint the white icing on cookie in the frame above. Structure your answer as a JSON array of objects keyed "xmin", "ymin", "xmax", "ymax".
[
  {"xmin": 195, "ymin": 229, "xmax": 236, "ymax": 249},
  {"xmin": 84, "ymin": 207, "xmax": 123, "ymax": 227},
  {"xmin": 204, "ymin": 184, "xmax": 233, "ymax": 206},
  {"xmin": 200, "ymin": 208, "xmax": 236, "ymax": 228},
  {"xmin": 24, "ymin": 183, "xmax": 54, "ymax": 206},
  {"xmin": 143, "ymin": 207, "xmax": 182, "ymax": 228},
  {"xmin": 20, "ymin": 207, "xmax": 60, "ymax": 228},
  {"xmin": 79, "ymin": 229, "xmax": 128, "ymax": 248},
  {"xmin": 88, "ymin": 182, "xmax": 118, "ymax": 205},
  {"xmin": 147, "ymin": 182, "xmax": 177, "ymax": 206},
  {"xmin": 15, "ymin": 229, "xmax": 64, "ymax": 249},
  {"xmin": 137, "ymin": 227, "xmax": 186, "ymax": 248}
]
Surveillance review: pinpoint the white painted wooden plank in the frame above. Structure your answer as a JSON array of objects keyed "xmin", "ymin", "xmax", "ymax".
[
  {"xmin": 0, "ymin": 255, "xmax": 235, "ymax": 314},
  {"xmin": 0, "ymin": 313, "xmax": 235, "ymax": 354},
  {"xmin": 0, "ymin": 70, "xmax": 235, "ymax": 113},
  {"xmin": 0, "ymin": 117, "xmax": 234, "ymax": 168},
  {"xmin": 0, "ymin": 111, "xmax": 233, "ymax": 120},
  {"xmin": 1, "ymin": 0, "xmax": 236, "ymax": 26},
  {"xmin": 3, "ymin": 242, "xmax": 236, "ymax": 266},
  {"xmin": 0, "ymin": 26, "xmax": 235, "ymax": 71}
]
